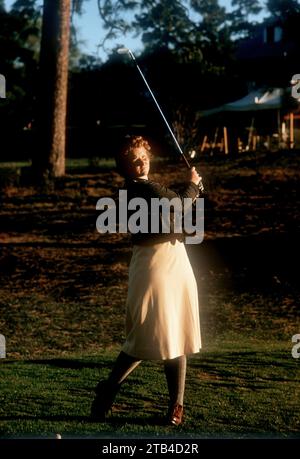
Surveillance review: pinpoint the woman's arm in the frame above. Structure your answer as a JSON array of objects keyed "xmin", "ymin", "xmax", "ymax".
[
  {"xmin": 145, "ymin": 180, "xmax": 199, "ymax": 202},
  {"xmin": 142, "ymin": 167, "xmax": 201, "ymax": 202}
]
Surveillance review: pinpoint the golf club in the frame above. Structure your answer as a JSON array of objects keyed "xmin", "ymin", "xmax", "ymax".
[{"xmin": 117, "ymin": 47, "xmax": 204, "ymax": 193}]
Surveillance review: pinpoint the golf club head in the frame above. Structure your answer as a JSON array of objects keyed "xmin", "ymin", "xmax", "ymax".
[
  {"xmin": 117, "ymin": 47, "xmax": 135, "ymax": 60},
  {"xmin": 117, "ymin": 47, "xmax": 130, "ymax": 55}
]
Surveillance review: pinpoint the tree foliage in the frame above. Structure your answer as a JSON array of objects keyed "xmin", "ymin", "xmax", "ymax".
[
  {"xmin": 0, "ymin": 0, "xmax": 41, "ymax": 159},
  {"xmin": 133, "ymin": 0, "xmax": 193, "ymax": 51},
  {"xmin": 1, "ymin": 0, "xmax": 299, "ymax": 162},
  {"xmin": 227, "ymin": 0, "xmax": 262, "ymax": 38},
  {"xmin": 96, "ymin": 0, "xmax": 137, "ymax": 50},
  {"xmin": 266, "ymin": 0, "xmax": 300, "ymax": 17},
  {"xmin": 266, "ymin": 0, "xmax": 300, "ymax": 46}
]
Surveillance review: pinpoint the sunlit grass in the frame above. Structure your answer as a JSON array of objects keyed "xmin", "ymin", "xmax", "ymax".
[
  {"xmin": 0, "ymin": 156, "xmax": 167, "ymax": 171},
  {"xmin": 0, "ymin": 340, "xmax": 299, "ymax": 437},
  {"xmin": 0, "ymin": 158, "xmax": 115, "ymax": 170}
]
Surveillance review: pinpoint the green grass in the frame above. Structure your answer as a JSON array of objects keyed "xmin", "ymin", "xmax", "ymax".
[
  {"xmin": 0, "ymin": 338, "xmax": 299, "ymax": 438},
  {"xmin": 0, "ymin": 158, "xmax": 115, "ymax": 170},
  {"xmin": 0, "ymin": 156, "xmax": 166, "ymax": 172},
  {"xmin": 0, "ymin": 161, "xmax": 31, "ymax": 169},
  {"xmin": 65, "ymin": 158, "xmax": 116, "ymax": 170}
]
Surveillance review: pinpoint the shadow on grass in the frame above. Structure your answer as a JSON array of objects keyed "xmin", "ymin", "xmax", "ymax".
[
  {"xmin": 93, "ymin": 415, "xmax": 167, "ymax": 427},
  {"xmin": 0, "ymin": 415, "xmax": 87, "ymax": 422},
  {"xmin": 187, "ymin": 350, "xmax": 300, "ymax": 390},
  {"xmin": 1, "ymin": 359, "xmax": 112, "ymax": 370},
  {"xmin": 0, "ymin": 413, "xmax": 166, "ymax": 427},
  {"xmin": 27, "ymin": 359, "xmax": 110, "ymax": 370},
  {"xmin": 190, "ymin": 350, "xmax": 296, "ymax": 370}
]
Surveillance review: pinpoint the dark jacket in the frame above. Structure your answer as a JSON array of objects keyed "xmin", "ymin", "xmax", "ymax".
[{"xmin": 121, "ymin": 178, "xmax": 199, "ymax": 245}]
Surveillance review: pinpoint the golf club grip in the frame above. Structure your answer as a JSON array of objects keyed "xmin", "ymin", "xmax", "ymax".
[
  {"xmin": 198, "ymin": 180, "xmax": 205, "ymax": 194},
  {"xmin": 186, "ymin": 161, "xmax": 205, "ymax": 194}
]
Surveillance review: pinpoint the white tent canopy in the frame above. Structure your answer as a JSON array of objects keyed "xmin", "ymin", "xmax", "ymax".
[{"xmin": 201, "ymin": 87, "xmax": 284, "ymax": 117}]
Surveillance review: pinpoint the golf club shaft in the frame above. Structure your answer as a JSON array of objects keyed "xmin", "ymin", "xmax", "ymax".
[
  {"xmin": 119, "ymin": 48, "xmax": 204, "ymax": 193},
  {"xmin": 127, "ymin": 51, "xmax": 191, "ymax": 169}
]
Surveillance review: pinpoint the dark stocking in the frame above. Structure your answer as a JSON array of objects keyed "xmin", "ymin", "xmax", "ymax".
[{"xmin": 163, "ymin": 355, "xmax": 187, "ymax": 406}]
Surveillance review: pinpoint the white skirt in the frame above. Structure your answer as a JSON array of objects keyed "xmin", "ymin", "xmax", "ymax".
[{"xmin": 122, "ymin": 240, "xmax": 201, "ymax": 360}]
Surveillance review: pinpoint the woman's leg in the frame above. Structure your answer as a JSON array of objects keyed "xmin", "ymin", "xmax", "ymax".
[
  {"xmin": 163, "ymin": 355, "xmax": 187, "ymax": 425},
  {"xmin": 107, "ymin": 351, "xmax": 142, "ymax": 386},
  {"xmin": 91, "ymin": 351, "xmax": 141, "ymax": 420}
]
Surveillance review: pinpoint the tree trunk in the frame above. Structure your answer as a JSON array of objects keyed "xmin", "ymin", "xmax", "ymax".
[{"xmin": 34, "ymin": 0, "xmax": 71, "ymax": 179}]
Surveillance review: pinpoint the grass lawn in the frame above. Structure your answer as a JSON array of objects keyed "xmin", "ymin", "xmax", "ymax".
[
  {"xmin": 0, "ymin": 150, "xmax": 300, "ymax": 438},
  {"xmin": 0, "ymin": 337, "xmax": 299, "ymax": 438},
  {"xmin": 0, "ymin": 158, "xmax": 115, "ymax": 171}
]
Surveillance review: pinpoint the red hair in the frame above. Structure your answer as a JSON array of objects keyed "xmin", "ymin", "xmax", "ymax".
[{"xmin": 116, "ymin": 135, "xmax": 151, "ymax": 175}]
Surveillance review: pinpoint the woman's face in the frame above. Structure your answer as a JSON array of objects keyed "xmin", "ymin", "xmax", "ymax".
[{"xmin": 126, "ymin": 146, "xmax": 150, "ymax": 179}]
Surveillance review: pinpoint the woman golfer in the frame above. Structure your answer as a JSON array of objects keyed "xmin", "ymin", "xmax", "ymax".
[{"xmin": 91, "ymin": 135, "xmax": 202, "ymax": 426}]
